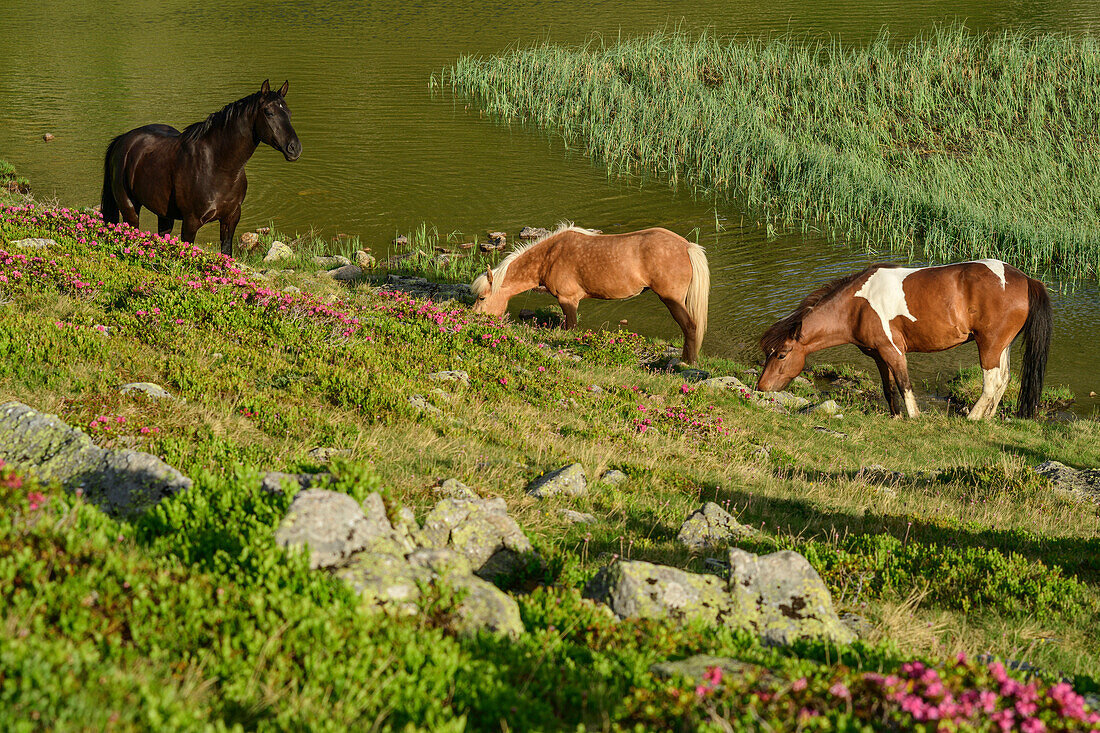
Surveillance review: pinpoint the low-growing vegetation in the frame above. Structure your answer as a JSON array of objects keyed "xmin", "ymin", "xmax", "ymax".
[
  {"xmin": 2, "ymin": 174, "xmax": 1100, "ymax": 729},
  {"xmin": 441, "ymin": 24, "xmax": 1100, "ymax": 280}
]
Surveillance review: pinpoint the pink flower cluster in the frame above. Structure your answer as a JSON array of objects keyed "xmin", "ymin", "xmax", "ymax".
[
  {"xmin": 633, "ymin": 403, "xmax": 730, "ymax": 437},
  {"xmin": 695, "ymin": 666, "xmax": 723, "ymax": 697}
]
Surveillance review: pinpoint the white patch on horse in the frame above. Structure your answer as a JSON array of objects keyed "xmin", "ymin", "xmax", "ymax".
[
  {"xmin": 976, "ymin": 259, "xmax": 1006, "ymax": 288},
  {"xmin": 854, "ymin": 267, "xmax": 919, "ymax": 356}
]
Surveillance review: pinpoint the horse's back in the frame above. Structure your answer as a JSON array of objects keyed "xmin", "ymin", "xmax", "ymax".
[{"xmin": 552, "ymin": 227, "xmax": 695, "ymax": 298}]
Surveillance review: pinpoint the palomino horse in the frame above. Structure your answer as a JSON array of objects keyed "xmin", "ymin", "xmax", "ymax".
[
  {"xmin": 757, "ymin": 260, "xmax": 1052, "ymax": 419},
  {"xmin": 471, "ymin": 224, "xmax": 710, "ymax": 363},
  {"xmin": 101, "ymin": 80, "xmax": 301, "ymax": 256}
]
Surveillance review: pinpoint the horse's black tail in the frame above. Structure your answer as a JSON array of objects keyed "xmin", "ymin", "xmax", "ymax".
[
  {"xmin": 100, "ymin": 136, "xmax": 121, "ymax": 223},
  {"xmin": 1017, "ymin": 277, "xmax": 1052, "ymax": 419}
]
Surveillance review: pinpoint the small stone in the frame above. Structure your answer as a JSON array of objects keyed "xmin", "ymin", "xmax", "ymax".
[
  {"xmin": 409, "ymin": 394, "xmax": 441, "ymax": 415},
  {"xmin": 698, "ymin": 376, "xmax": 750, "ymax": 392},
  {"xmin": 393, "ymin": 234, "xmax": 409, "ymax": 247},
  {"xmin": 487, "ymin": 231, "xmax": 507, "ymax": 247},
  {"xmin": 437, "ymin": 478, "xmax": 481, "ymax": 500},
  {"xmin": 588, "ymin": 384, "xmax": 604, "ymax": 394},
  {"xmin": 599, "ymin": 469, "xmax": 628, "ymax": 486},
  {"xmin": 802, "ymin": 399, "xmax": 841, "ymax": 416},
  {"xmin": 449, "ymin": 575, "xmax": 525, "ymax": 638},
  {"xmin": 12, "ymin": 237, "xmax": 56, "ymax": 249},
  {"xmin": 313, "ymin": 255, "xmax": 352, "ymax": 269},
  {"xmin": 325, "ymin": 264, "xmax": 363, "ymax": 282},
  {"xmin": 526, "ymin": 463, "xmax": 588, "ymax": 499},
  {"xmin": 42, "ymin": 133, "xmax": 54, "ymax": 142},
  {"xmin": 119, "ymin": 382, "xmax": 172, "ymax": 400},
  {"xmin": 519, "ymin": 226, "xmax": 550, "ymax": 240},
  {"xmin": 428, "ymin": 370, "xmax": 470, "ymax": 387},
  {"xmin": 559, "ymin": 509, "xmax": 598, "ymax": 524},
  {"xmin": 356, "ymin": 250, "xmax": 376, "ymax": 269},
  {"xmin": 308, "ymin": 447, "xmax": 352, "ymax": 462},
  {"xmin": 239, "ymin": 232, "xmax": 260, "ymax": 250},
  {"xmin": 262, "ymin": 240, "xmax": 293, "ymax": 263},
  {"xmin": 679, "ymin": 368, "xmax": 710, "ymax": 383},
  {"xmin": 676, "ymin": 502, "xmax": 758, "ymax": 551}
]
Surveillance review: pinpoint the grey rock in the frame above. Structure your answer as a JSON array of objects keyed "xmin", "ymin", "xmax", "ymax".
[
  {"xmin": 308, "ymin": 447, "xmax": 352, "ymax": 463},
  {"xmin": 417, "ymin": 496, "xmax": 534, "ymax": 580},
  {"xmin": 262, "ymin": 240, "xmax": 293, "ymax": 263},
  {"xmin": 857, "ymin": 465, "xmax": 907, "ymax": 484},
  {"xmin": 1034, "ymin": 460, "xmax": 1100, "ymax": 496},
  {"xmin": 325, "ymin": 264, "xmax": 364, "ymax": 282},
  {"xmin": 559, "ymin": 509, "xmax": 598, "ymax": 525},
  {"xmin": 676, "ymin": 502, "xmax": 758, "ymax": 551},
  {"xmin": 335, "ymin": 552, "xmax": 432, "ymax": 615},
  {"xmin": 407, "ymin": 547, "xmax": 472, "ymax": 576},
  {"xmin": 119, "ymin": 382, "xmax": 172, "ymax": 400},
  {"xmin": 275, "ymin": 489, "xmax": 373, "ymax": 569},
  {"xmin": 355, "ymin": 250, "xmax": 376, "ymax": 269},
  {"xmin": 599, "ymin": 469, "xmax": 629, "ymax": 486},
  {"xmin": 698, "ymin": 376, "xmax": 751, "ymax": 392},
  {"xmin": 679, "ymin": 368, "xmax": 710, "ymax": 383},
  {"xmin": 437, "ymin": 478, "xmax": 481, "ymax": 500},
  {"xmin": 728, "ymin": 548, "xmax": 855, "ymax": 646},
  {"xmin": 409, "ymin": 394, "xmax": 441, "ymax": 415},
  {"xmin": 839, "ymin": 612, "xmax": 874, "ymax": 639},
  {"xmin": 12, "ymin": 237, "xmax": 55, "ymax": 249},
  {"xmin": 428, "ymin": 370, "xmax": 470, "ymax": 387},
  {"xmin": 393, "ymin": 234, "xmax": 409, "ymax": 247},
  {"xmin": 0, "ymin": 401, "xmax": 190, "ymax": 517},
  {"xmin": 803, "ymin": 399, "xmax": 842, "ymax": 416},
  {"xmin": 527, "ymin": 463, "xmax": 588, "ymax": 499},
  {"xmin": 313, "ymin": 255, "xmax": 352, "ymax": 269},
  {"xmin": 583, "ymin": 560, "xmax": 735, "ymax": 626},
  {"xmin": 449, "ymin": 574, "xmax": 524, "ymax": 638},
  {"xmin": 519, "ymin": 226, "xmax": 550, "ymax": 240},
  {"xmin": 753, "ymin": 391, "xmax": 811, "ymax": 413},
  {"xmin": 260, "ymin": 471, "xmax": 333, "ymax": 494}
]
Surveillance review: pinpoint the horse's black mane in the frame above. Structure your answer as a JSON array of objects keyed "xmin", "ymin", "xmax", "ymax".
[
  {"xmin": 759, "ymin": 263, "xmax": 900, "ymax": 354},
  {"xmin": 180, "ymin": 91, "xmax": 263, "ymax": 143}
]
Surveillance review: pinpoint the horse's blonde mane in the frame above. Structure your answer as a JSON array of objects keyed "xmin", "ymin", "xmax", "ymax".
[{"xmin": 471, "ymin": 221, "xmax": 598, "ymax": 295}]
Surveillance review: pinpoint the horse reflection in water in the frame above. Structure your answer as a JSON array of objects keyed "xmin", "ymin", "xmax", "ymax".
[
  {"xmin": 471, "ymin": 224, "xmax": 710, "ymax": 364},
  {"xmin": 101, "ymin": 79, "xmax": 301, "ymax": 255},
  {"xmin": 757, "ymin": 260, "xmax": 1052, "ymax": 419}
]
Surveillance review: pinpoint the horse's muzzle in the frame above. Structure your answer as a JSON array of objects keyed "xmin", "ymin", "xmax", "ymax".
[{"xmin": 283, "ymin": 139, "xmax": 302, "ymax": 161}]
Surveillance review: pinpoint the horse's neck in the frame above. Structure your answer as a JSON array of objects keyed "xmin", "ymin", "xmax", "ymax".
[
  {"xmin": 197, "ymin": 116, "xmax": 258, "ymax": 172},
  {"xmin": 801, "ymin": 297, "xmax": 856, "ymax": 351},
  {"xmin": 500, "ymin": 247, "xmax": 543, "ymax": 295}
]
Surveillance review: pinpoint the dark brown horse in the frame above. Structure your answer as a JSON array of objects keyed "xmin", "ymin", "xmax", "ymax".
[
  {"xmin": 757, "ymin": 260, "xmax": 1052, "ymax": 419},
  {"xmin": 471, "ymin": 223, "xmax": 710, "ymax": 363},
  {"xmin": 101, "ymin": 80, "xmax": 301, "ymax": 255}
]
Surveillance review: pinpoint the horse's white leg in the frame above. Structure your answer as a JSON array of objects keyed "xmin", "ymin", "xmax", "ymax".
[
  {"xmin": 903, "ymin": 388, "xmax": 920, "ymax": 418},
  {"xmin": 968, "ymin": 348, "xmax": 1010, "ymax": 420}
]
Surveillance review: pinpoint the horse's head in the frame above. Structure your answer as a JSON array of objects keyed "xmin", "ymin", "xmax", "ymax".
[
  {"xmin": 756, "ymin": 321, "xmax": 807, "ymax": 392},
  {"xmin": 255, "ymin": 80, "xmax": 301, "ymax": 162},
  {"xmin": 471, "ymin": 266, "xmax": 509, "ymax": 316}
]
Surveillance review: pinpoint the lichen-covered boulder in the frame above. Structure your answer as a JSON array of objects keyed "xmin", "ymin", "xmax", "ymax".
[
  {"xmin": 526, "ymin": 463, "xmax": 587, "ymax": 499},
  {"xmin": 0, "ymin": 401, "xmax": 190, "ymax": 517},
  {"xmin": 1034, "ymin": 460, "xmax": 1100, "ymax": 497},
  {"xmin": 676, "ymin": 502, "xmax": 758, "ymax": 551},
  {"xmin": 583, "ymin": 560, "xmax": 735, "ymax": 626},
  {"xmin": 335, "ymin": 552, "xmax": 432, "ymax": 615},
  {"xmin": 119, "ymin": 382, "xmax": 173, "ymax": 399},
  {"xmin": 728, "ymin": 548, "xmax": 855, "ymax": 645},
  {"xmin": 449, "ymin": 575, "xmax": 524, "ymax": 638},
  {"xmin": 275, "ymin": 489, "xmax": 408, "ymax": 569},
  {"xmin": 698, "ymin": 376, "xmax": 751, "ymax": 392},
  {"xmin": 417, "ymin": 496, "xmax": 533, "ymax": 580},
  {"xmin": 427, "ymin": 370, "xmax": 470, "ymax": 387},
  {"xmin": 559, "ymin": 509, "xmax": 598, "ymax": 525},
  {"xmin": 599, "ymin": 469, "xmax": 629, "ymax": 486},
  {"xmin": 752, "ymin": 391, "xmax": 811, "ymax": 413},
  {"xmin": 262, "ymin": 240, "xmax": 293, "ymax": 263},
  {"xmin": 436, "ymin": 478, "xmax": 480, "ymax": 500},
  {"xmin": 803, "ymin": 399, "xmax": 841, "ymax": 416}
]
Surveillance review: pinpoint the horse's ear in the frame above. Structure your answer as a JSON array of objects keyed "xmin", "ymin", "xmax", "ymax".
[
  {"xmin": 485, "ymin": 266, "xmax": 493, "ymax": 285},
  {"xmin": 260, "ymin": 79, "xmax": 271, "ymax": 94},
  {"xmin": 278, "ymin": 80, "xmax": 289, "ymax": 97}
]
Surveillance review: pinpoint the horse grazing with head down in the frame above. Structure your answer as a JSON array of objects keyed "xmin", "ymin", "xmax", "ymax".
[
  {"xmin": 471, "ymin": 224, "xmax": 710, "ymax": 363},
  {"xmin": 756, "ymin": 260, "xmax": 1052, "ymax": 419},
  {"xmin": 101, "ymin": 79, "xmax": 301, "ymax": 256}
]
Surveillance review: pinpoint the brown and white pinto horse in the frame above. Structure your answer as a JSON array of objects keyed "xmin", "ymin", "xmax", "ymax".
[
  {"xmin": 757, "ymin": 260, "xmax": 1052, "ymax": 419},
  {"xmin": 471, "ymin": 224, "xmax": 710, "ymax": 363}
]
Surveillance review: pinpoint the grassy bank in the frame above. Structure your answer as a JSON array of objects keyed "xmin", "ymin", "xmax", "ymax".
[
  {"xmin": 2, "ymin": 193, "xmax": 1100, "ymax": 729},
  {"xmin": 441, "ymin": 25, "xmax": 1100, "ymax": 281}
]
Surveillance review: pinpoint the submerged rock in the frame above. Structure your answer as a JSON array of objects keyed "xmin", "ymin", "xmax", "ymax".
[
  {"xmin": 0, "ymin": 401, "xmax": 190, "ymax": 517},
  {"xmin": 676, "ymin": 502, "xmax": 758, "ymax": 551},
  {"xmin": 526, "ymin": 463, "xmax": 588, "ymax": 499}
]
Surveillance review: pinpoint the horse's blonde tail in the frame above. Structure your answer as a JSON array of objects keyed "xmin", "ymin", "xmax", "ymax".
[{"xmin": 684, "ymin": 242, "xmax": 710, "ymax": 360}]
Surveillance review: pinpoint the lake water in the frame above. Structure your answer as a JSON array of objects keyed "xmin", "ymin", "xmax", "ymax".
[{"xmin": 1, "ymin": 1, "xmax": 1098, "ymax": 414}]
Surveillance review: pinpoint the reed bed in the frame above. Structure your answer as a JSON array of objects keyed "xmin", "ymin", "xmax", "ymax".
[{"xmin": 441, "ymin": 25, "xmax": 1100, "ymax": 280}]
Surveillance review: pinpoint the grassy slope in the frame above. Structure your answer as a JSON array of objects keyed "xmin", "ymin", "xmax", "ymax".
[
  {"xmin": 442, "ymin": 25, "xmax": 1100, "ymax": 280},
  {"xmin": 2, "ymin": 198, "xmax": 1100, "ymax": 730}
]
